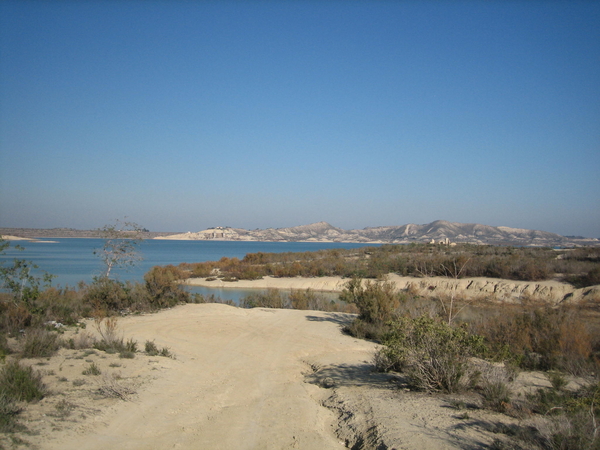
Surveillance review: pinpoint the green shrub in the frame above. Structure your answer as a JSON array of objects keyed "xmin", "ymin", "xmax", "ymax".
[
  {"xmin": 145, "ymin": 340, "xmax": 158, "ymax": 356},
  {"xmin": 0, "ymin": 360, "xmax": 46, "ymax": 402},
  {"xmin": 377, "ymin": 316, "xmax": 487, "ymax": 393},
  {"xmin": 339, "ymin": 278, "xmax": 400, "ymax": 323},
  {"xmin": 21, "ymin": 328, "xmax": 61, "ymax": 358},
  {"xmin": 83, "ymin": 277, "xmax": 130, "ymax": 313},
  {"xmin": 240, "ymin": 289, "xmax": 286, "ymax": 309},
  {"xmin": 344, "ymin": 318, "xmax": 390, "ymax": 341}
]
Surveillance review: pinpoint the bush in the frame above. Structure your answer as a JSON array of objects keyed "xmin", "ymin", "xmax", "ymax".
[
  {"xmin": 240, "ymin": 289, "xmax": 287, "ymax": 309},
  {"xmin": 339, "ymin": 278, "xmax": 401, "ymax": 323},
  {"xmin": 83, "ymin": 277, "xmax": 130, "ymax": 313},
  {"xmin": 479, "ymin": 365, "xmax": 513, "ymax": 413},
  {"xmin": 345, "ymin": 319, "xmax": 391, "ymax": 341},
  {"xmin": 523, "ymin": 380, "xmax": 600, "ymax": 450},
  {"xmin": 472, "ymin": 306, "xmax": 594, "ymax": 374},
  {"xmin": 0, "ymin": 302, "xmax": 32, "ymax": 334},
  {"xmin": 0, "ymin": 360, "xmax": 46, "ymax": 402},
  {"xmin": 376, "ymin": 316, "xmax": 486, "ymax": 393},
  {"xmin": 21, "ymin": 328, "xmax": 61, "ymax": 358},
  {"xmin": 144, "ymin": 265, "xmax": 190, "ymax": 309}
]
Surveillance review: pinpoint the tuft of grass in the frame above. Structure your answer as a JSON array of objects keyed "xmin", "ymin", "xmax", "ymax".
[
  {"xmin": 119, "ymin": 351, "xmax": 135, "ymax": 359},
  {"xmin": 125, "ymin": 338, "xmax": 137, "ymax": 353},
  {"xmin": 82, "ymin": 362, "xmax": 101, "ymax": 376},
  {"xmin": 144, "ymin": 340, "xmax": 173, "ymax": 358},
  {"xmin": 547, "ymin": 371, "xmax": 568, "ymax": 392},
  {"xmin": 144, "ymin": 340, "xmax": 158, "ymax": 356}
]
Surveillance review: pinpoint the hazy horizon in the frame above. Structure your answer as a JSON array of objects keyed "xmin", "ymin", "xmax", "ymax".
[{"xmin": 1, "ymin": 1, "xmax": 599, "ymax": 238}]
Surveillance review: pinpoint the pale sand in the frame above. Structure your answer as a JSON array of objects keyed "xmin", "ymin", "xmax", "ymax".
[
  {"xmin": 6, "ymin": 303, "xmax": 568, "ymax": 449},
  {"xmin": 1, "ymin": 235, "xmax": 33, "ymax": 241}
]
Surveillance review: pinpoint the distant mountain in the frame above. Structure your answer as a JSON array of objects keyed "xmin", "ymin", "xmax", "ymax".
[{"xmin": 157, "ymin": 220, "xmax": 599, "ymax": 247}]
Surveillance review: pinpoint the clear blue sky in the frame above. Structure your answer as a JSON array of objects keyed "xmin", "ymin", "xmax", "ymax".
[{"xmin": 1, "ymin": 1, "xmax": 599, "ymax": 237}]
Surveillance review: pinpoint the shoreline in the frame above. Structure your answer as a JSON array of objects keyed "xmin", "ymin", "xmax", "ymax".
[{"xmin": 185, "ymin": 275, "xmax": 348, "ymax": 292}]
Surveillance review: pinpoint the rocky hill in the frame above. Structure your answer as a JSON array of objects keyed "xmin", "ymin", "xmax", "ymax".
[{"xmin": 157, "ymin": 220, "xmax": 598, "ymax": 247}]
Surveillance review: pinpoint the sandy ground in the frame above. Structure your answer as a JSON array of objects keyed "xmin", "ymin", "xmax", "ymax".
[{"xmin": 3, "ymin": 303, "xmax": 553, "ymax": 450}]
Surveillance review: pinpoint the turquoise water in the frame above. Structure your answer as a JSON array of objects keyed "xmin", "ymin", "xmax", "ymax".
[{"xmin": 0, "ymin": 239, "xmax": 373, "ymax": 294}]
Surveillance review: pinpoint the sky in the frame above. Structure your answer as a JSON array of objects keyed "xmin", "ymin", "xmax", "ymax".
[{"xmin": 0, "ymin": 1, "xmax": 599, "ymax": 237}]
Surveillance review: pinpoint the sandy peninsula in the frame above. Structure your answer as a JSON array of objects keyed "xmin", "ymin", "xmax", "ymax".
[{"xmin": 185, "ymin": 273, "xmax": 600, "ymax": 304}]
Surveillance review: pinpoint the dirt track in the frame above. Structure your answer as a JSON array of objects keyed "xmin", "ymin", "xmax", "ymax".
[{"xmin": 42, "ymin": 304, "xmax": 376, "ymax": 450}]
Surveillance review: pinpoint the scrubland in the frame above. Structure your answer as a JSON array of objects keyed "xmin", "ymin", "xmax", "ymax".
[{"xmin": 1, "ymin": 242, "xmax": 600, "ymax": 449}]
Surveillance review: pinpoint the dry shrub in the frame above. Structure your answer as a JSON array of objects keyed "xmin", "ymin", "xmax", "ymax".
[
  {"xmin": 0, "ymin": 302, "xmax": 32, "ymax": 334},
  {"xmin": 479, "ymin": 364, "xmax": 514, "ymax": 413},
  {"xmin": 93, "ymin": 316, "xmax": 126, "ymax": 353},
  {"xmin": 69, "ymin": 330, "xmax": 96, "ymax": 349},
  {"xmin": 527, "ymin": 410, "xmax": 600, "ymax": 450},
  {"xmin": 473, "ymin": 305, "xmax": 594, "ymax": 374},
  {"xmin": 143, "ymin": 265, "xmax": 190, "ymax": 309},
  {"xmin": 97, "ymin": 373, "xmax": 136, "ymax": 400},
  {"xmin": 21, "ymin": 327, "xmax": 61, "ymax": 358},
  {"xmin": 240, "ymin": 289, "xmax": 287, "ymax": 309}
]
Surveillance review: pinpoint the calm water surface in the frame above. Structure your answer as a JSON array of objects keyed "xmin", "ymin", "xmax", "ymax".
[{"xmin": 1, "ymin": 239, "xmax": 374, "ymax": 301}]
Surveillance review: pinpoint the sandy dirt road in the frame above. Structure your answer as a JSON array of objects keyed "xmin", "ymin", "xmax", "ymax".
[{"xmin": 45, "ymin": 304, "xmax": 377, "ymax": 450}]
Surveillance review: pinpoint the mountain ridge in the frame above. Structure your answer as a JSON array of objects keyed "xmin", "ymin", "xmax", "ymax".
[{"xmin": 158, "ymin": 221, "xmax": 599, "ymax": 247}]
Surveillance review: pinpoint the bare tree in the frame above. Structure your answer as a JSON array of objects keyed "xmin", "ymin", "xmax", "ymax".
[
  {"xmin": 439, "ymin": 256, "xmax": 471, "ymax": 325},
  {"xmin": 94, "ymin": 219, "xmax": 144, "ymax": 279}
]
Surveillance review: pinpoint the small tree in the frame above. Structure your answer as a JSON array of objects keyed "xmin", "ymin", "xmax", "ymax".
[
  {"xmin": 0, "ymin": 237, "xmax": 54, "ymax": 305},
  {"xmin": 94, "ymin": 220, "xmax": 144, "ymax": 279}
]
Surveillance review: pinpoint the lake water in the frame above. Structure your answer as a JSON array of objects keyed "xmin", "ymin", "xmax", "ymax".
[{"xmin": 0, "ymin": 238, "xmax": 374, "ymax": 302}]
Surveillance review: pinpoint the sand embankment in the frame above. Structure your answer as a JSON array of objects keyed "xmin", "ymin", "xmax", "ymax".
[
  {"xmin": 186, "ymin": 274, "xmax": 600, "ymax": 304},
  {"xmin": 1, "ymin": 235, "xmax": 58, "ymax": 243}
]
